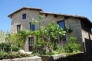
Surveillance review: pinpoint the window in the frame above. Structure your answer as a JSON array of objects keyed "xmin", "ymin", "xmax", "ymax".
[
  {"xmin": 30, "ymin": 23, "xmax": 35, "ymax": 31},
  {"xmin": 57, "ymin": 21, "xmax": 66, "ymax": 41},
  {"xmin": 22, "ymin": 14, "xmax": 26, "ymax": 19},
  {"xmin": 17, "ymin": 25, "xmax": 21, "ymax": 32},
  {"xmin": 57, "ymin": 21, "xmax": 65, "ymax": 29}
]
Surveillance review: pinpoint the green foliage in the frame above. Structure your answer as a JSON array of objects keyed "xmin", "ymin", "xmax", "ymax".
[
  {"xmin": 28, "ymin": 16, "xmax": 77, "ymax": 55},
  {"xmin": 64, "ymin": 42, "xmax": 80, "ymax": 53},
  {"xmin": 0, "ymin": 52, "xmax": 30, "ymax": 60},
  {"xmin": 64, "ymin": 37, "xmax": 80, "ymax": 53},
  {"xmin": 0, "ymin": 51, "xmax": 8, "ymax": 59},
  {"xmin": 65, "ymin": 25, "xmax": 72, "ymax": 34},
  {"xmin": 17, "ymin": 30, "xmax": 31, "ymax": 41},
  {"xmin": 69, "ymin": 37, "xmax": 77, "ymax": 43},
  {"xmin": 11, "ymin": 46, "xmax": 20, "ymax": 52},
  {"xmin": 56, "ymin": 46, "xmax": 65, "ymax": 53},
  {"xmin": 5, "ymin": 30, "xmax": 31, "ymax": 50},
  {"xmin": 0, "ymin": 43, "xmax": 11, "ymax": 52},
  {"xmin": 0, "ymin": 31, "xmax": 5, "ymax": 43},
  {"xmin": 45, "ymin": 51, "xmax": 55, "ymax": 55},
  {"xmin": 5, "ymin": 33, "xmax": 23, "ymax": 48}
]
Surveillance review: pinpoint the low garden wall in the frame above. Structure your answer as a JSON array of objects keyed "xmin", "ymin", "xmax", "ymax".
[
  {"xmin": 0, "ymin": 53, "xmax": 92, "ymax": 61},
  {"xmin": 0, "ymin": 56, "xmax": 42, "ymax": 61},
  {"xmin": 40, "ymin": 53, "xmax": 92, "ymax": 61},
  {"xmin": 40, "ymin": 54, "xmax": 66, "ymax": 61}
]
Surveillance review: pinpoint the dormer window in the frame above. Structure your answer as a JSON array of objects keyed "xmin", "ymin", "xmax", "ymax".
[{"xmin": 22, "ymin": 14, "xmax": 26, "ymax": 19}]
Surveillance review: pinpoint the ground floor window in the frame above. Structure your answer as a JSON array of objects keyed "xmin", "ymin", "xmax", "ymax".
[{"xmin": 17, "ymin": 24, "xmax": 21, "ymax": 33}]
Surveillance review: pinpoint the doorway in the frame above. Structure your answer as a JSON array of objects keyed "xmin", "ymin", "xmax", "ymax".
[{"xmin": 29, "ymin": 37, "xmax": 34, "ymax": 51}]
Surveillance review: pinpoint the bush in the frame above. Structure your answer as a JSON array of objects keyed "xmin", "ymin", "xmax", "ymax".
[
  {"xmin": 56, "ymin": 46, "xmax": 65, "ymax": 53},
  {"xmin": 11, "ymin": 46, "xmax": 20, "ymax": 51},
  {"xmin": 64, "ymin": 43, "xmax": 80, "ymax": 53},
  {"xmin": 0, "ymin": 52, "xmax": 30, "ymax": 60},
  {"xmin": 0, "ymin": 51, "xmax": 8, "ymax": 59},
  {"xmin": 0, "ymin": 43, "xmax": 11, "ymax": 52},
  {"xmin": 64, "ymin": 37, "xmax": 80, "ymax": 53}
]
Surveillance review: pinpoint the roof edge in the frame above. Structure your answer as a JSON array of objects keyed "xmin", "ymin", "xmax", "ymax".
[{"xmin": 8, "ymin": 7, "xmax": 42, "ymax": 18}]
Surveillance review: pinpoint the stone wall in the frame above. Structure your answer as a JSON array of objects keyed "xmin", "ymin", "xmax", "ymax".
[
  {"xmin": 65, "ymin": 18, "xmax": 82, "ymax": 42},
  {"xmin": 11, "ymin": 9, "xmax": 40, "ymax": 33}
]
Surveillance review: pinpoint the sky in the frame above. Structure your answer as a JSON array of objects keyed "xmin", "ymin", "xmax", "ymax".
[{"xmin": 0, "ymin": 0, "xmax": 92, "ymax": 32}]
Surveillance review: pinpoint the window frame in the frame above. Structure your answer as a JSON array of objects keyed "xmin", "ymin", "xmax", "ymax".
[
  {"xmin": 29, "ymin": 37, "xmax": 34, "ymax": 46},
  {"xmin": 57, "ymin": 21, "xmax": 66, "ymax": 41},
  {"xmin": 17, "ymin": 24, "xmax": 21, "ymax": 33},
  {"xmin": 57, "ymin": 20, "xmax": 65, "ymax": 29},
  {"xmin": 30, "ymin": 22, "xmax": 35, "ymax": 31},
  {"xmin": 22, "ymin": 13, "xmax": 26, "ymax": 19}
]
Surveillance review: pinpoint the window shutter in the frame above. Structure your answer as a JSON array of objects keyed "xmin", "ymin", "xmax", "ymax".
[{"xmin": 30, "ymin": 23, "xmax": 35, "ymax": 31}]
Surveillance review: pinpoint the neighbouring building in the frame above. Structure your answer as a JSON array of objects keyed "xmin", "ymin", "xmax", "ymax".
[{"xmin": 8, "ymin": 7, "xmax": 92, "ymax": 51}]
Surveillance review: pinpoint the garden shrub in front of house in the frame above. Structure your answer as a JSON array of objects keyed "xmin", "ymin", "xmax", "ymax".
[
  {"xmin": 0, "ymin": 43, "xmax": 11, "ymax": 52},
  {"xmin": 0, "ymin": 51, "xmax": 31, "ymax": 60},
  {"xmin": 64, "ymin": 37, "xmax": 81, "ymax": 53},
  {"xmin": 28, "ymin": 16, "xmax": 81, "ymax": 55}
]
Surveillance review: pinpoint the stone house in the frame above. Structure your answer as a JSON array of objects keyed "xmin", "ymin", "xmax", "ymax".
[{"xmin": 8, "ymin": 7, "xmax": 92, "ymax": 51}]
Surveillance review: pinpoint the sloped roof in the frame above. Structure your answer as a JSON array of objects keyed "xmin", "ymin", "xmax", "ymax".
[
  {"xmin": 8, "ymin": 7, "xmax": 42, "ymax": 18},
  {"xmin": 40, "ymin": 11, "xmax": 92, "ymax": 26},
  {"xmin": 8, "ymin": 7, "xmax": 92, "ymax": 26}
]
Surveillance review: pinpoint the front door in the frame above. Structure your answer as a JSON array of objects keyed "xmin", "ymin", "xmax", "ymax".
[{"xmin": 29, "ymin": 37, "xmax": 34, "ymax": 51}]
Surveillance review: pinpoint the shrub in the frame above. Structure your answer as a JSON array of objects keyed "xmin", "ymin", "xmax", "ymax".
[
  {"xmin": 0, "ymin": 51, "xmax": 8, "ymax": 59},
  {"xmin": 0, "ymin": 43, "xmax": 11, "ymax": 52},
  {"xmin": 64, "ymin": 43, "xmax": 80, "ymax": 53},
  {"xmin": 0, "ymin": 52, "xmax": 30, "ymax": 60},
  {"xmin": 11, "ymin": 46, "xmax": 20, "ymax": 51},
  {"xmin": 56, "ymin": 46, "xmax": 65, "ymax": 53},
  {"xmin": 64, "ymin": 37, "xmax": 80, "ymax": 53},
  {"xmin": 45, "ymin": 51, "xmax": 55, "ymax": 55}
]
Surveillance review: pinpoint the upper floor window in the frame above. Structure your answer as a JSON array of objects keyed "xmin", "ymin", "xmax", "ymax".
[
  {"xmin": 22, "ymin": 14, "xmax": 26, "ymax": 19},
  {"xmin": 17, "ymin": 24, "xmax": 21, "ymax": 32},
  {"xmin": 57, "ymin": 21, "xmax": 65, "ymax": 29},
  {"xmin": 30, "ymin": 23, "xmax": 35, "ymax": 31}
]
